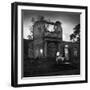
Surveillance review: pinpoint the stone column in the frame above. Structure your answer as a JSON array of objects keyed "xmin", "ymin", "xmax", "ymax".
[
  {"xmin": 58, "ymin": 43, "xmax": 60, "ymax": 53},
  {"xmin": 44, "ymin": 41, "xmax": 47, "ymax": 57}
]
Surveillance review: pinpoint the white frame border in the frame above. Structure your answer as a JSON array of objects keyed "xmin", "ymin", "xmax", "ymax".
[{"xmin": 17, "ymin": 5, "xmax": 86, "ymax": 84}]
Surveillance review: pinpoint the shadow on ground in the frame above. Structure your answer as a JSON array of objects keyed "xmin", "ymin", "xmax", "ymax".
[{"xmin": 23, "ymin": 57, "xmax": 80, "ymax": 77}]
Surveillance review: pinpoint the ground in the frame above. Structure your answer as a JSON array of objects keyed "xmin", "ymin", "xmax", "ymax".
[{"xmin": 23, "ymin": 57, "xmax": 80, "ymax": 77}]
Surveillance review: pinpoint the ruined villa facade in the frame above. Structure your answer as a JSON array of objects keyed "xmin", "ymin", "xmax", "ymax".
[{"xmin": 24, "ymin": 19, "xmax": 80, "ymax": 63}]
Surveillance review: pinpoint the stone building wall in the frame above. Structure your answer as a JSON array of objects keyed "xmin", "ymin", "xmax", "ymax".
[
  {"xmin": 33, "ymin": 21, "xmax": 45, "ymax": 58},
  {"xmin": 24, "ymin": 19, "xmax": 80, "ymax": 64}
]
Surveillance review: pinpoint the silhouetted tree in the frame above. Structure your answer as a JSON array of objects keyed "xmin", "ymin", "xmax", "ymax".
[
  {"xmin": 70, "ymin": 24, "xmax": 80, "ymax": 42},
  {"xmin": 70, "ymin": 34, "xmax": 76, "ymax": 42},
  {"xmin": 37, "ymin": 15, "xmax": 45, "ymax": 21},
  {"xmin": 27, "ymin": 35, "xmax": 32, "ymax": 40}
]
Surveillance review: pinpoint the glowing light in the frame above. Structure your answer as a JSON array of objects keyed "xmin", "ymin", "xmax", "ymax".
[
  {"xmin": 40, "ymin": 49, "xmax": 43, "ymax": 54},
  {"xmin": 56, "ymin": 52, "xmax": 60, "ymax": 56},
  {"xmin": 65, "ymin": 45, "xmax": 68, "ymax": 48}
]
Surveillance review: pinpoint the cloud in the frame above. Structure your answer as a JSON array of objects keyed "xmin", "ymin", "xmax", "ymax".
[{"xmin": 22, "ymin": 10, "xmax": 80, "ymax": 41}]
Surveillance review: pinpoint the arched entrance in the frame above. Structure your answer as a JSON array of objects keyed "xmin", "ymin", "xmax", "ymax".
[{"xmin": 47, "ymin": 42, "xmax": 57, "ymax": 58}]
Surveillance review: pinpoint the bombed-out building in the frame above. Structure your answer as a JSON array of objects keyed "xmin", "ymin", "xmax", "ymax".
[{"xmin": 24, "ymin": 18, "xmax": 80, "ymax": 64}]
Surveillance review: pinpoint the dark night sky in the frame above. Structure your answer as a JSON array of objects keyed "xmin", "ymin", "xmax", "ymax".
[{"xmin": 22, "ymin": 10, "xmax": 80, "ymax": 41}]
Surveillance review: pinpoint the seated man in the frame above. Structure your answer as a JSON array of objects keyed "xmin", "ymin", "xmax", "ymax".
[{"xmin": 56, "ymin": 52, "xmax": 64, "ymax": 64}]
